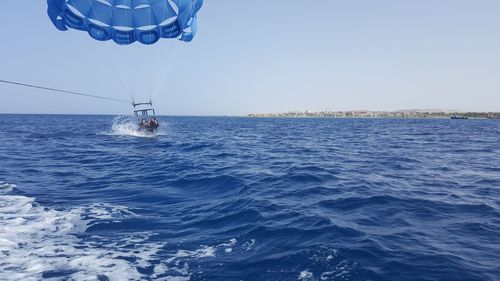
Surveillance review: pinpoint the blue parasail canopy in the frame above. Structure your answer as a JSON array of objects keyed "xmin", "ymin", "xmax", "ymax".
[{"xmin": 47, "ymin": 0, "xmax": 203, "ymax": 45}]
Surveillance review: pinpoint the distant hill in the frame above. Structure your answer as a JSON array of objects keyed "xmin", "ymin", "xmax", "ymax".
[{"xmin": 248, "ymin": 110, "xmax": 500, "ymax": 119}]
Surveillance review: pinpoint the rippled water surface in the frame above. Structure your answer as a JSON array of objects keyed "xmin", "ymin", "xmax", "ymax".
[{"xmin": 1, "ymin": 115, "xmax": 499, "ymax": 281}]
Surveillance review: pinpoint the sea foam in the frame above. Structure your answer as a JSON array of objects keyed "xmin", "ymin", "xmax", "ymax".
[
  {"xmin": 101, "ymin": 116, "xmax": 165, "ymax": 138},
  {"xmin": 0, "ymin": 182, "xmax": 223, "ymax": 281}
]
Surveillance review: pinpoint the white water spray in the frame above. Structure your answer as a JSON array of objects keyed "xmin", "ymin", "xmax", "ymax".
[{"xmin": 101, "ymin": 116, "xmax": 165, "ymax": 138}]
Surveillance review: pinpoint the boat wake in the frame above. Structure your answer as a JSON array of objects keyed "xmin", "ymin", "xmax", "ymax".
[
  {"xmin": 101, "ymin": 116, "xmax": 164, "ymax": 138},
  {"xmin": 0, "ymin": 182, "xmax": 241, "ymax": 281},
  {"xmin": 0, "ymin": 182, "xmax": 156, "ymax": 280}
]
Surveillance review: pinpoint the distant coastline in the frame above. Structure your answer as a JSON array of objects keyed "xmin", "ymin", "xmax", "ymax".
[{"xmin": 248, "ymin": 110, "xmax": 500, "ymax": 119}]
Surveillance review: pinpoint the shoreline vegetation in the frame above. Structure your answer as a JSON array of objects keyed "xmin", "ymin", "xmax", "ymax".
[{"xmin": 248, "ymin": 110, "xmax": 500, "ymax": 119}]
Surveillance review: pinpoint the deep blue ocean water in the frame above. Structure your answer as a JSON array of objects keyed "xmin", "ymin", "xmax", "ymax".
[{"xmin": 0, "ymin": 115, "xmax": 499, "ymax": 281}]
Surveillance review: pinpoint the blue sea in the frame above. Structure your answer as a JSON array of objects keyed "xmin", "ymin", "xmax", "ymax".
[{"xmin": 0, "ymin": 115, "xmax": 499, "ymax": 281}]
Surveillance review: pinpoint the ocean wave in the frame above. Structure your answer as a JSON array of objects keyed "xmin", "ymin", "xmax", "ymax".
[
  {"xmin": 1, "ymin": 116, "xmax": 500, "ymax": 280},
  {"xmin": 0, "ymin": 182, "xmax": 155, "ymax": 280},
  {"xmin": 0, "ymin": 182, "xmax": 241, "ymax": 281}
]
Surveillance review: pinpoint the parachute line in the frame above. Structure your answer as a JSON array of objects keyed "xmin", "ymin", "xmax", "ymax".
[{"xmin": 0, "ymin": 79, "xmax": 130, "ymax": 104}]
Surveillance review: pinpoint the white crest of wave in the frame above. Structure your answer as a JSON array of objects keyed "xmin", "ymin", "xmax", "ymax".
[
  {"xmin": 0, "ymin": 183, "xmax": 149, "ymax": 280},
  {"xmin": 0, "ymin": 182, "xmax": 15, "ymax": 193},
  {"xmin": 0, "ymin": 182, "xmax": 241, "ymax": 281},
  {"xmin": 298, "ymin": 269, "xmax": 314, "ymax": 280},
  {"xmin": 102, "ymin": 116, "xmax": 165, "ymax": 138}
]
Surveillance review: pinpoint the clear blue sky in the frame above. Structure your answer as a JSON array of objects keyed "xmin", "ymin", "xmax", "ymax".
[{"xmin": 0, "ymin": 1, "xmax": 499, "ymax": 115}]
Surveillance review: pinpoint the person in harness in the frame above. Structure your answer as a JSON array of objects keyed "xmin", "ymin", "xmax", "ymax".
[
  {"xmin": 140, "ymin": 117, "xmax": 148, "ymax": 129},
  {"xmin": 149, "ymin": 116, "xmax": 159, "ymax": 131},
  {"xmin": 133, "ymin": 101, "xmax": 158, "ymax": 133}
]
